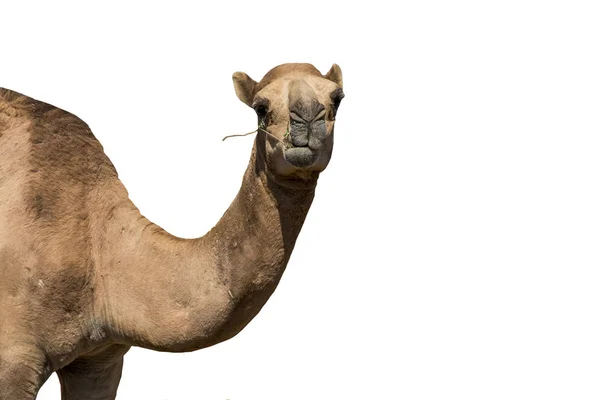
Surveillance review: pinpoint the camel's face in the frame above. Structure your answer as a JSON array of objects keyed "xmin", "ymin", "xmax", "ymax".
[{"xmin": 233, "ymin": 63, "xmax": 344, "ymax": 179}]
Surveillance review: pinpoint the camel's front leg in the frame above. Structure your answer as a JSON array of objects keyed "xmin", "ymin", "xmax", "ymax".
[
  {"xmin": 57, "ymin": 344, "xmax": 130, "ymax": 400},
  {"xmin": 0, "ymin": 345, "xmax": 50, "ymax": 400}
]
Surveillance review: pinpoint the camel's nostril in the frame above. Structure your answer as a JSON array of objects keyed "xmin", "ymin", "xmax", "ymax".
[
  {"xmin": 290, "ymin": 120, "xmax": 309, "ymax": 147},
  {"xmin": 311, "ymin": 120, "xmax": 326, "ymax": 137}
]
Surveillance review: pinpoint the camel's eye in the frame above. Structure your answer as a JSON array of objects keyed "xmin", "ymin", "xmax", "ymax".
[
  {"xmin": 330, "ymin": 88, "xmax": 345, "ymax": 118},
  {"xmin": 332, "ymin": 90, "xmax": 344, "ymax": 110},
  {"xmin": 254, "ymin": 105, "xmax": 267, "ymax": 118},
  {"xmin": 252, "ymin": 98, "xmax": 269, "ymax": 119}
]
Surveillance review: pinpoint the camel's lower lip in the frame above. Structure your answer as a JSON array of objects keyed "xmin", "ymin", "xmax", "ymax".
[{"xmin": 284, "ymin": 147, "xmax": 318, "ymax": 168}]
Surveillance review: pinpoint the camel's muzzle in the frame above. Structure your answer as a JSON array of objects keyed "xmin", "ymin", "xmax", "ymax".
[
  {"xmin": 285, "ymin": 109, "xmax": 328, "ymax": 168},
  {"xmin": 289, "ymin": 115, "xmax": 327, "ymax": 150}
]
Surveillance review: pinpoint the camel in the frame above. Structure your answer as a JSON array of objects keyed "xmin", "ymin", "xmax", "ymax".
[{"xmin": 0, "ymin": 63, "xmax": 344, "ymax": 399}]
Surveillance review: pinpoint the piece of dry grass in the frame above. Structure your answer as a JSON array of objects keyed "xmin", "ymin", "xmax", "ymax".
[{"xmin": 222, "ymin": 123, "xmax": 291, "ymax": 148}]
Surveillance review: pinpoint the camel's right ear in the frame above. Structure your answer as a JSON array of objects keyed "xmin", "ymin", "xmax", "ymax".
[
  {"xmin": 324, "ymin": 64, "xmax": 343, "ymax": 88},
  {"xmin": 232, "ymin": 72, "xmax": 257, "ymax": 107}
]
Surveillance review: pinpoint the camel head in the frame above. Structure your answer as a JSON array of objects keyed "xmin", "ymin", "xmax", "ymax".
[{"xmin": 233, "ymin": 63, "xmax": 344, "ymax": 180}]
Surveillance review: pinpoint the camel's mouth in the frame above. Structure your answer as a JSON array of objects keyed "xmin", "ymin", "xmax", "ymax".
[{"xmin": 284, "ymin": 146, "xmax": 318, "ymax": 168}]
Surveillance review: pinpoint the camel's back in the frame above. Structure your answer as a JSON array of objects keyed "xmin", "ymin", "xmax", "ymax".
[{"xmin": 0, "ymin": 89, "xmax": 122, "ymax": 340}]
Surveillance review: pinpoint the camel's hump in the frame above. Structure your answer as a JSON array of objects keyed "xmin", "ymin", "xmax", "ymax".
[
  {"xmin": 0, "ymin": 87, "xmax": 118, "ymax": 199},
  {"xmin": 0, "ymin": 87, "xmax": 92, "ymax": 133}
]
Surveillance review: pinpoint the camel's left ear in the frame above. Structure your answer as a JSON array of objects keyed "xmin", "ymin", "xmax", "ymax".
[
  {"xmin": 324, "ymin": 64, "xmax": 343, "ymax": 88},
  {"xmin": 232, "ymin": 72, "xmax": 257, "ymax": 107}
]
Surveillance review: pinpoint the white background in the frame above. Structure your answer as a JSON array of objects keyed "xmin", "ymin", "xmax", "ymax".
[{"xmin": 2, "ymin": 1, "xmax": 600, "ymax": 399}]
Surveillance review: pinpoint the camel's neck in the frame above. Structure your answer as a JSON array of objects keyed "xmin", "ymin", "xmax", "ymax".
[
  {"xmin": 204, "ymin": 144, "xmax": 316, "ymax": 302},
  {"xmin": 98, "ymin": 140, "xmax": 316, "ymax": 351}
]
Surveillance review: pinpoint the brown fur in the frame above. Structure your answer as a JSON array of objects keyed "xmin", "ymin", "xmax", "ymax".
[{"xmin": 0, "ymin": 63, "xmax": 343, "ymax": 399}]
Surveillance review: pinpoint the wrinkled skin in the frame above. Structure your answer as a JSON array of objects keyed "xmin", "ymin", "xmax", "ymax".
[{"xmin": 0, "ymin": 63, "xmax": 343, "ymax": 399}]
